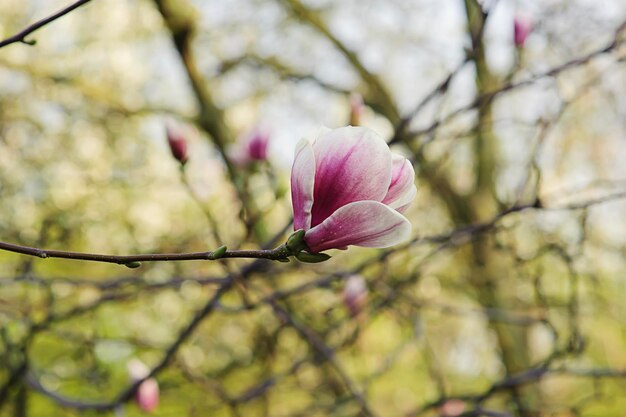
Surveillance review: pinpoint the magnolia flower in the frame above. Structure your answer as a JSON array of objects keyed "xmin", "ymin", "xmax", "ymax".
[
  {"xmin": 229, "ymin": 128, "xmax": 270, "ymax": 167},
  {"xmin": 291, "ymin": 126, "xmax": 415, "ymax": 253},
  {"xmin": 343, "ymin": 275, "xmax": 368, "ymax": 317},
  {"xmin": 127, "ymin": 359, "xmax": 159, "ymax": 413},
  {"xmin": 165, "ymin": 121, "xmax": 189, "ymax": 165},
  {"xmin": 513, "ymin": 15, "xmax": 532, "ymax": 47}
]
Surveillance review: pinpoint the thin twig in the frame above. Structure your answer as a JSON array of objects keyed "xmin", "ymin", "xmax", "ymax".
[
  {"xmin": 0, "ymin": 0, "xmax": 94, "ymax": 48},
  {"xmin": 0, "ymin": 240, "xmax": 292, "ymax": 265}
]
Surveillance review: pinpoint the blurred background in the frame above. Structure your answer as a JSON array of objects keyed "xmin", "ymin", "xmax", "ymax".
[{"xmin": 0, "ymin": 0, "xmax": 625, "ymax": 416}]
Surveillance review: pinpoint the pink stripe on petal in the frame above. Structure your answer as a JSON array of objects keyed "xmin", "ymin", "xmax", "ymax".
[
  {"xmin": 310, "ymin": 127, "xmax": 392, "ymax": 227},
  {"xmin": 291, "ymin": 139, "xmax": 316, "ymax": 230},
  {"xmin": 304, "ymin": 201, "xmax": 412, "ymax": 253},
  {"xmin": 382, "ymin": 155, "xmax": 415, "ymax": 208}
]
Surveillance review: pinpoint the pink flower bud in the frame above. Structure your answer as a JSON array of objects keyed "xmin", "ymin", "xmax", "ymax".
[
  {"xmin": 439, "ymin": 400, "xmax": 465, "ymax": 417},
  {"xmin": 165, "ymin": 122, "xmax": 189, "ymax": 165},
  {"xmin": 136, "ymin": 378, "xmax": 159, "ymax": 413},
  {"xmin": 513, "ymin": 15, "xmax": 532, "ymax": 48},
  {"xmin": 343, "ymin": 275, "xmax": 368, "ymax": 317},
  {"xmin": 229, "ymin": 127, "xmax": 271, "ymax": 167},
  {"xmin": 349, "ymin": 93, "xmax": 364, "ymax": 126},
  {"xmin": 290, "ymin": 126, "xmax": 415, "ymax": 253},
  {"xmin": 127, "ymin": 359, "xmax": 159, "ymax": 413}
]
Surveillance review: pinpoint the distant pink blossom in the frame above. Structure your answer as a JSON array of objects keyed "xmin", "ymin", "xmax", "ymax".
[
  {"xmin": 439, "ymin": 399, "xmax": 466, "ymax": 417},
  {"xmin": 290, "ymin": 126, "xmax": 415, "ymax": 253},
  {"xmin": 514, "ymin": 15, "xmax": 532, "ymax": 47},
  {"xmin": 165, "ymin": 121, "xmax": 189, "ymax": 165},
  {"xmin": 230, "ymin": 128, "xmax": 271, "ymax": 167},
  {"xmin": 343, "ymin": 275, "xmax": 368, "ymax": 317},
  {"xmin": 136, "ymin": 379, "xmax": 159, "ymax": 412},
  {"xmin": 127, "ymin": 359, "xmax": 159, "ymax": 413}
]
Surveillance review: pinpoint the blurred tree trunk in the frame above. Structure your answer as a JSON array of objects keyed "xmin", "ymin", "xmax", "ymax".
[{"xmin": 462, "ymin": 0, "xmax": 537, "ymax": 415}]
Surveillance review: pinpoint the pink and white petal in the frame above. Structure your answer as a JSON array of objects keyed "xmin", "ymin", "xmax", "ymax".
[
  {"xmin": 310, "ymin": 127, "xmax": 392, "ymax": 227},
  {"xmin": 291, "ymin": 139, "xmax": 316, "ymax": 230},
  {"xmin": 382, "ymin": 154, "xmax": 415, "ymax": 207},
  {"xmin": 304, "ymin": 200, "xmax": 412, "ymax": 253},
  {"xmin": 392, "ymin": 185, "xmax": 417, "ymax": 213}
]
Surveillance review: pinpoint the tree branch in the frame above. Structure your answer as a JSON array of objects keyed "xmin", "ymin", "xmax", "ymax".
[
  {"xmin": 0, "ymin": 240, "xmax": 293, "ymax": 266},
  {"xmin": 0, "ymin": 0, "xmax": 93, "ymax": 48}
]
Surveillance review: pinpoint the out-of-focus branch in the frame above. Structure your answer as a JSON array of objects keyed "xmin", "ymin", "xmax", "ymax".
[
  {"xmin": 0, "ymin": 0, "xmax": 93, "ymax": 48},
  {"xmin": 280, "ymin": 0, "xmax": 400, "ymax": 123},
  {"xmin": 152, "ymin": 0, "xmax": 265, "ymax": 236},
  {"xmin": 218, "ymin": 53, "xmax": 351, "ymax": 95},
  {"xmin": 407, "ymin": 366, "xmax": 626, "ymax": 417},
  {"xmin": 268, "ymin": 300, "xmax": 378, "ymax": 417},
  {"xmin": 152, "ymin": 0, "xmax": 230, "ymax": 151},
  {"xmin": 24, "ymin": 255, "xmax": 271, "ymax": 411},
  {"xmin": 12, "ymin": 224, "xmax": 290, "ymax": 410},
  {"xmin": 389, "ymin": 59, "xmax": 470, "ymax": 145},
  {"xmin": 458, "ymin": 3, "xmax": 534, "ymax": 414},
  {"xmin": 408, "ymin": 19, "xmax": 626, "ymax": 142}
]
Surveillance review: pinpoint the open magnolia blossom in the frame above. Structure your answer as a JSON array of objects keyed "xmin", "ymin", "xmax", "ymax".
[{"xmin": 291, "ymin": 126, "xmax": 415, "ymax": 253}]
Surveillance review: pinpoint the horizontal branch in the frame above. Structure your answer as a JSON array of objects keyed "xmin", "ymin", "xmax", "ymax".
[
  {"xmin": 0, "ymin": 240, "xmax": 292, "ymax": 266},
  {"xmin": 0, "ymin": 0, "xmax": 93, "ymax": 48}
]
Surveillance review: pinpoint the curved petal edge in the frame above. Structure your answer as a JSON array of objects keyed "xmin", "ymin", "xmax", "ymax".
[
  {"xmin": 304, "ymin": 200, "xmax": 412, "ymax": 253},
  {"xmin": 383, "ymin": 154, "xmax": 415, "ymax": 208}
]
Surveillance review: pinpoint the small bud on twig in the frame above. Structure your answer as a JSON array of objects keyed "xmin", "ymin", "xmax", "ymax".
[
  {"xmin": 165, "ymin": 121, "xmax": 189, "ymax": 165},
  {"xmin": 342, "ymin": 275, "xmax": 368, "ymax": 317},
  {"xmin": 229, "ymin": 126, "xmax": 271, "ymax": 167},
  {"xmin": 514, "ymin": 15, "xmax": 532, "ymax": 48}
]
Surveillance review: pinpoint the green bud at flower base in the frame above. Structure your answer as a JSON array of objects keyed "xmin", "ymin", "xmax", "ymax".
[
  {"xmin": 124, "ymin": 261, "xmax": 142, "ymax": 269},
  {"xmin": 295, "ymin": 251, "xmax": 331, "ymax": 263},
  {"xmin": 286, "ymin": 229, "xmax": 306, "ymax": 254}
]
